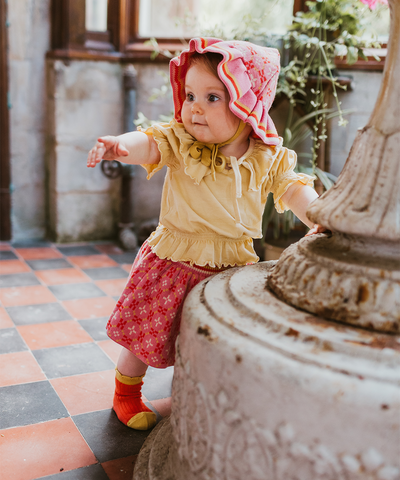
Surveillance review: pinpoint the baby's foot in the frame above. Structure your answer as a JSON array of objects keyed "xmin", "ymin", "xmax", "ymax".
[{"xmin": 113, "ymin": 370, "xmax": 157, "ymax": 430}]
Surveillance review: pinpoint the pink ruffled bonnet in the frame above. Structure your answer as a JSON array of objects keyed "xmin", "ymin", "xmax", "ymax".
[{"xmin": 170, "ymin": 37, "xmax": 281, "ymax": 146}]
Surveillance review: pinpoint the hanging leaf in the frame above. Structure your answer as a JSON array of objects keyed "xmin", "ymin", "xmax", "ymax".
[
  {"xmin": 346, "ymin": 46, "xmax": 359, "ymax": 64},
  {"xmin": 315, "ymin": 167, "xmax": 337, "ymax": 190},
  {"xmin": 284, "ymin": 128, "xmax": 293, "ymax": 144}
]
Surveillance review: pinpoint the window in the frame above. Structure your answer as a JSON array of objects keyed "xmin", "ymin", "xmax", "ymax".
[
  {"xmin": 49, "ymin": 0, "xmax": 387, "ymax": 69},
  {"xmin": 86, "ymin": 0, "xmax": 108, "ymax": 32},
  {"xmin": 49, "ymin": 0, "xmax": 189, "ymax": 62},
  {"xmin": 361, "ymin": 4, "xmax": 390, "ymax": 42},
  {"xmin": 138, "ymin": 0, "xmax": 198, "ymax": 38}
]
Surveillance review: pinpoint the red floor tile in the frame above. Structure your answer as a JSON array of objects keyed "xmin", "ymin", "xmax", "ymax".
[
  {"xmin": 0, "ymin": 418, "xmax": 97, "ymax": 480},
  {"xmin": 149, "ymin": 397, "xmax": 172, "ymax": 418},
  {"xmin": 50, "ymin": 370, "xmax": 115, "ymax": 415},
  {"xmin": 95, "ymin": 279, "xmax": 127, "ymax": 297},
  {"xmin": 102, "ymin": 455, "xmax": 137, "ymax": 480},
  {"xmin": 0, "ymin": 244, "xmax": 12, "ymax": 250},
  {"xmin": 96, "ymin": 244, "xmax": 124, "ymax": 255},
  {"xmin": 17, "ymin": 320, "xmax": 93, "ymax": 350},
  {"xmin": 0, "ymin": 285, "xmax": 57, "ymax": 307},
  {"xmin": 98, "ymin": 340, "xmax": 122, "ymax": 364},
  {"xmin": 35, "ymin": 268, "xmax": 90, "ymax": 285},
  {"xmin": 0, "ymin": 351, "xmax": 46, "ymax": 387},
  {"xmin": 0, "ymin": 307, "xmax": 14, "ymax": 329},
  {"xmin": 122, "ymin": 264, "xmax": 132, "ymax": 273},
  {"xmin": 15, "ymin": 247, "xmax": 63, "ymax": 260},
  {"xmin": 0, "ymin": 259, "xmax": 30, "ymax": 275},
  {"xmin": 62, "ymin": 297, "xmax": 116, "ymax": 320},
  {"xmin": 68, "ymin": 255, "xmax": 118, "ymax": 269}
]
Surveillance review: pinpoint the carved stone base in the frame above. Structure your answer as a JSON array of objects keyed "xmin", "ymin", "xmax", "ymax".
[
  {"xmin": 132, "ymin": 416, "xmax": 175, "ymax": 480},
  {"xmin": 268, "ymin": 234, "xmax": 400, "ymax": 333},
  {"xmin": 133, "ymin": 263, "xmax": 400, "ymax": 480}
]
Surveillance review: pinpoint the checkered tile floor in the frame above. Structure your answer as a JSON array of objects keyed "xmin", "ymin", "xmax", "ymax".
[{"xmin": 0, "ymin": 241, "xmax": 173, "ymax": 480}]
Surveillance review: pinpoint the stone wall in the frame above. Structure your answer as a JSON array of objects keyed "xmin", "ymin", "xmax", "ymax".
[
  {"xmin": 328, "ymin": 69, "xmax": 384, "ymax": 177},
  {"xmin": 130, "ymin": 64, "xmax": 172, "ymax": 230},
  {"xmin": 46, "ymin": 60, "xmax": 171, "ymax": 242},
  {"xmin": 46, "ymin": 59, "xmax": 123, "ymax": 242},
  {"xmin": 8, "ymin": 0, "xmax": 50, "ymax": 240}
]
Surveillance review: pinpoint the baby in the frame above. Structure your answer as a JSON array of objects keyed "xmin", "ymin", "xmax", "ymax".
[{"xmin": 87, "ymin": 38, "xmax": 323, "ymax": 430}]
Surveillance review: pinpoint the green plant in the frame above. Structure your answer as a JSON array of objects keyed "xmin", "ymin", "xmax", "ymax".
[
  {"xmin": 283, "ymin": 0, "xmax": 383, "ymax": 169},
  {"xmin": 261, "ymin": 0, "xmax": 387, "ymax": 243}
]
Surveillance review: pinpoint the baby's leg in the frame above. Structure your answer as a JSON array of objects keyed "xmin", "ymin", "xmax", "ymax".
[
  {"xmin": 117, "ymin": 348, "xmax": 148, "ymax": 377},
  {"xmin": 113, "ymin": 347, "xmax": 156, "ymax": 430}
]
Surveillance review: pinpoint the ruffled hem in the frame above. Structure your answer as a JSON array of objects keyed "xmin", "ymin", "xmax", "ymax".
[
  {"xmin": 273, "ymin": 172, "xmax": 315, "ymax": 213},
  {"xmin": 147, "ymin": 225, "xmax": 259, "ymax": 268}
]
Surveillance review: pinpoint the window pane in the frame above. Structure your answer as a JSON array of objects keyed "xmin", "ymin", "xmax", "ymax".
[
  {"xmin": 138, "ymin": 0, "xmax": 294, "ymax": 38},
  {"xmin": 197, "ymin": 0, "xmax": 294, "ymax": 37},
  {"xmin": 86, "ymin": 0, "xmax": 108, "ymax": 32},
  {"xmin": 360, "ymin": 5, "xmax": 390, "ymax": 42},
  {"xmin": 139, "ymin": 0, "xmax": 198, "ymax": 38}
]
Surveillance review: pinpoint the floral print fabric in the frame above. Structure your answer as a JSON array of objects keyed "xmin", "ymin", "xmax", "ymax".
[{"xmin": 106, "ymin": 242, "xmax": 226, "ymax": 368}]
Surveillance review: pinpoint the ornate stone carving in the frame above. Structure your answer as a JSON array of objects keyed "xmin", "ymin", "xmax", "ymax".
[
  {"xmin": 136, "ymin": 351, "xmax": 400, "ymax": 480},
  {"xmin": 268, "ymin": 0, "xmax": 400, "ymax": 332},
  {"xmin": 307, "ymin": 128, "xmax": 400, "ymax": 242},
  {"xmin": 268, "ymin": 234, "xmax": 400, "ymax": 332}
]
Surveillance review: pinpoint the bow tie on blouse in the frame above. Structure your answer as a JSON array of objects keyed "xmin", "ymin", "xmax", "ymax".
[
  {"xmin": 189, "ymin": 142, "xmax": 227, "ymax": 179},
  {"xmin": 188, "ymin": 121, "xmax": 247, "ymax": 185}
]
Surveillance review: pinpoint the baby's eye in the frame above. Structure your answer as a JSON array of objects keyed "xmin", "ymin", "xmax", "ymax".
[
  {"xmin": 208, "ymin": 94, "xmax": 220, "ymax": 102},
  {"xmin": 186, "ymin": 93, "xmax": 194, "ymax": 101}
]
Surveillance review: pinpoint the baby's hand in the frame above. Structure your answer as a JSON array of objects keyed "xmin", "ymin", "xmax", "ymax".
[
  {"xmin": 87, "ymin": 136, "xmax": 129, "ymax": 168},
  {"xmin": 305, "ymin": 224, "xmax": 331, "ymax": 236}
]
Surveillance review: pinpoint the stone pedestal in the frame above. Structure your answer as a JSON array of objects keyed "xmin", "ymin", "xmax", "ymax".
[
  {"xmin": 268, "ymin": 0, "xmax": 400, "ymax": 333},
  {"xmin": 134, "ymin": 263, "xmax": 400, "ymax": 480}
]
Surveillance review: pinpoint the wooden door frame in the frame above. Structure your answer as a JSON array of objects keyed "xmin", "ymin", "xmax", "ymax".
[{"xmin": 0, "ymin": 0, "xmax": 11, "ymax": 240}]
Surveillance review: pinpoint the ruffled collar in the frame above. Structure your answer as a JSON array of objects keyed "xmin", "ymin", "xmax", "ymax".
[{"xmin": 169, "ymin": 120, "xmax": 283, "ymax": 198}]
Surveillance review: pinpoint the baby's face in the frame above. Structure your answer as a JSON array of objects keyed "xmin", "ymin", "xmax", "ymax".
[{"xmin": 181, "ymin": 63, "xmax": 239, "ymax": 144}]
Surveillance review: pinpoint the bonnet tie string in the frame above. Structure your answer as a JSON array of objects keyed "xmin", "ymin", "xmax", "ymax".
[
  {"xmin": 230, "ymin": 156, "xmax": 242, "ymax": 199},
  {"xmin": 188, "ymin": 121, "xmax": 247, "ymax": 181}
]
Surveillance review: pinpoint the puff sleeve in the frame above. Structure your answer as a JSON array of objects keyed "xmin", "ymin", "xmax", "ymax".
[
  {"xmin": 139, "ymin": 122, "xmax": 180, "ymax": 179},
  {"xmin": 264, "ymin": 146, "xmax": 315, "ymax": 213}
]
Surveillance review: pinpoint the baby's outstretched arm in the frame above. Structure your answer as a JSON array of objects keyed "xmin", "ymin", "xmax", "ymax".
[
  {"xmin": 87, "ymin": 131, "xmax": 160, "ymax": 168},
  {"xmin": 281, "ymin": 181, "xmax": 328, "ymax": 234}
]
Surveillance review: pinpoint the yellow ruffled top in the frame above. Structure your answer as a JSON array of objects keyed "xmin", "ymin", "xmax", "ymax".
[{"xmin": 140, "ymin": 120, "xmax": 314, "ymax": 267}]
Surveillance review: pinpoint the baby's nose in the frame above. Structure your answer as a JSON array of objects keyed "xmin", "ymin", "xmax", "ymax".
[{"xmin": 191, "ymin": 102, "xmax": 202, "ymax": 114}]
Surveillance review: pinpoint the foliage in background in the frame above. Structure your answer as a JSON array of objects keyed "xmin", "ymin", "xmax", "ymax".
[
  {"xmin": 359, "ymin": 0, "xmax": 388, "ymax": 9},
  {"xmin": 261, "ymin": 0, "xmax": 387, "ymax": 240}
]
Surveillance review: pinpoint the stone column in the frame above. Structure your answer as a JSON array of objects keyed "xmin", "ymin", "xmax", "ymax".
[
  {"xmin": 268, "ymin": 0, "xmax": 400, "ymax": 333},
  {"xmin": 133, "ymin": 2, "xmax": 400, "ymax": 478}
]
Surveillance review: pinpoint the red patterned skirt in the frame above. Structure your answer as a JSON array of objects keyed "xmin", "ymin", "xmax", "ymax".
[{"xmin": 106, "ymin": 241, "xmax": 228, "ymax": 368}]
